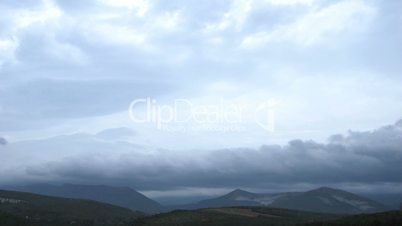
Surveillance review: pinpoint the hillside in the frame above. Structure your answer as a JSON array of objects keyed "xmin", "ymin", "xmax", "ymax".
[
  {"xmin": 0, "ymin": 211, "xmax": 29, "ymax": 225},
  {"xmin": 303, "ymin": 210, "xmax": 402, "ymax": 226},
  {"xmin": 125, "ymin": 206, "xmax": 340, "ymax": 226},
  {"xmin": 7, "ymin": 183, "xmax": 163, "ymax": 213},
  {"xmin": 124, "ymin": 208, "xmax": 402, "ymax": 226},
  {"xmin": 0, "ymin": 189, "xmax": 142, "ymax": 226}
]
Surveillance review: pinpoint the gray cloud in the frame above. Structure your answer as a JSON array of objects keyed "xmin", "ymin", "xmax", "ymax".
[
  {"xmin": 0, "ymin": 137, "xmax": 6, "ymax": 145},
  {"xmin": 1, "ymin": 120, "xmax": 401, "ymax": 194}
]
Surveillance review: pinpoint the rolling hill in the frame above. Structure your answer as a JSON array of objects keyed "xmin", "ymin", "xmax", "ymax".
[
  {"xmin": 181, "ymin": 187, "xmax": 387, "ymax": 214},
  {"xmin": 0, "ymin": 189, "xmax": 142, "ymax": 226},
  {"xmin": 6, "ymin": 183, "xmax": 163, "ymax": 213}
]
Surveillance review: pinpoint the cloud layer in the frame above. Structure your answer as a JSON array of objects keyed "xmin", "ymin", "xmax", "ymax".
[{"xmin": 1, "ymin": 121, "xmax": 401, "ymax": 196}]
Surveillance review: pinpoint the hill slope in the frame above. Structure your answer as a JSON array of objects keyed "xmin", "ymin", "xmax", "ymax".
[
  {"xmin": 303, "ymin": 210, "xmax": 402, "ymax": 226},
  {"xmin": 126, "ymin": 208, "xmax": 402, "ymax": 226},
  {"xmin": 7, "ymin": 183, "xmax": 163, "ymax": 213},
  {"xmin": 0, "ymin": 189, "xmax": 141, "ymax": 226},
  {"xmin": 125, "ymin": 206, "xmax": 340, "ymax": 226}
]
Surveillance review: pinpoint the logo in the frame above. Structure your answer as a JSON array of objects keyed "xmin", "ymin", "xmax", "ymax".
[{"xmin": 128, "ymin": 98, "xmax": 276, "ymax": 133}]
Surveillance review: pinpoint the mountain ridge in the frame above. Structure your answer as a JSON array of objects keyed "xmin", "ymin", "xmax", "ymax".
[
  {"xmin": 4, "ymin": 183, "xmax": 164, "ymax": 214},
  {"xmin": 173, "ymin": 186, "xmax": 388, "ymax": 214}
]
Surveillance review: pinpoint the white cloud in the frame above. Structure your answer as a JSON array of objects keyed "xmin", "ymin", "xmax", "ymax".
[
  {"xmin": 204, "ymin": 0, "xmax": 253, "ymax": 32},
  {"xmin": 101, "ymin": 0, "xmax": 150, "ymax": 17},
  {"xmin": 0, "ymin": 38, "xmax": 18, "ymax": 67},
  {"xmin": 89, "ymin": 23, "xmax": 148, "ymax": 47},
  {"xmin": 13, "ymin": 0, "xmax": 62, "ymax": 30},
  {"xmin": 263, "ymin": 0, "xmax": 315, "ymax": 6},
  {"xmin": 153, "ymin": 10, "xmax": 182, "ymax": 31},
  {"xmin": 241, "ymin": 0, "xmax": 376, "ymax": 48}
]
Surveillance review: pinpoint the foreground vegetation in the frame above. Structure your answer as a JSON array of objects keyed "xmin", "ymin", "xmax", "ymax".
[
  {"xmin": 125, "ymin": 207, "xmax": 402, "ymax": 226},
  {"xmin": 303, "ymin": 211, "xmax": 402, "ymax": 226},
  {"xmin": 125, "ymin": 207, "xmax": 340, "ymax": 226},
  {"xmin": 1, "ymin": 189, "xmax": 401, "ymax": 226}
]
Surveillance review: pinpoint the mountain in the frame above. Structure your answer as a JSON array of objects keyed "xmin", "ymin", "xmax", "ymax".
[
  {"xmin": 270, "ymin": 187, "xmax": 387, "ymax": 214},
  {"xmin": 6, "ymin": 183, "xmax": 163, "ymax": 214},
  {"xmin": 0, "ymin": 189, "xmax": 142, "ymax": 226},
  {"xmin": 196, "ymin": 189, "xmax": 266, "ymax": 208},
  {"xmin": 185, "ymin": 187, "xmax": 388, "ymax": 214}
]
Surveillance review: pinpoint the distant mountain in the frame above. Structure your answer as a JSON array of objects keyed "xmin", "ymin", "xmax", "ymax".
[
  {"xmin": 270, "ymin": 187, "xmax": 387, "ymax": 214},
  {"xmin": 6, "ymin": 183, "xmax": 163, "ymax": 214},
  {"xmin": 0, "ymin": 189, "xmax": 141, "ymax": 226},
  {"xmin": 196, "ymin": 189, "xmax": 265, "ymax": 208},
  {"xmin": 184, "ymin": 187, "xmax": 387, "ymax": 214}
]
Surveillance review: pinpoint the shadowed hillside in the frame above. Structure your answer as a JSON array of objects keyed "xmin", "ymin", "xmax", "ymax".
[{"xmin": 0, "ymin": 189, "xmax": 142, "ymax": 226}]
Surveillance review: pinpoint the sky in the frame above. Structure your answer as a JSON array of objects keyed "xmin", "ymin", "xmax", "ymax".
[{"xmin": 0, "ymin": 0, "xmax": 402, "ymax": 201}]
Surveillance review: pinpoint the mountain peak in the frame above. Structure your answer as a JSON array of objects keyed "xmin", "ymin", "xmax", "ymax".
[
  {"xmin": 223, "ymin": 189, "xmax": 257, "ymax": 199},
  {"xmin": 228, "ymin": 189, "xmax": 251, "ymax": 195},
  {"xmin": 314, "ymin": 186, "xmax": 338, "ymax": 192},
  {"xmin": 233, "ymin": 188, "xmax": 248, "ymax": 193}
]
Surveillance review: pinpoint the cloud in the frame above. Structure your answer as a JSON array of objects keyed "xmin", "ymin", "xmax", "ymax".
[
  {"xmin": 1, "ymin": 120, "xmax": 401, "ymax": 194},
  {"xmin": 265, "ymin": 0, "xmax": 314, "ymax": 6},
  {"xmin": 0, "ymin": 78, "xmax": 171, "ymax": 131},
  {"xmin": 241, "ymin": 1, "xmax": 376, "ymax": 48},
  {"xmin": 1, "ymin": 0, "xmax": 401, "ymax": 133},
  {"xmin": 0, "ymin": 137, "xmax": 7, "ymax": 145},
  {"xmin": 0, "ymin": 0, "xmax": 402, "ymax": 199},
  {"xmin": 96, "ymin": 127, "xmax": 136, "ymax": 140}
]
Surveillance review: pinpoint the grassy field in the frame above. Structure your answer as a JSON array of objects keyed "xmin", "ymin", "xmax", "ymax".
[
  {"xmin": 303, "ymin": 210, "xmax": 402, "ymax": 226},
  {"xmin": 125, "ymin": 207, "xmax": 402, "ymax": 226},
  {"xmin": 125, "ymin": 206, "xmax": 341, "ymax": 226}
]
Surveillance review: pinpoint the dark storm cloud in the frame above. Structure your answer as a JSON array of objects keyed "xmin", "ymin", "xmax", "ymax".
[{"xmin": 6, "ymin": 120, "xmax": 401, "ymax": 191}]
